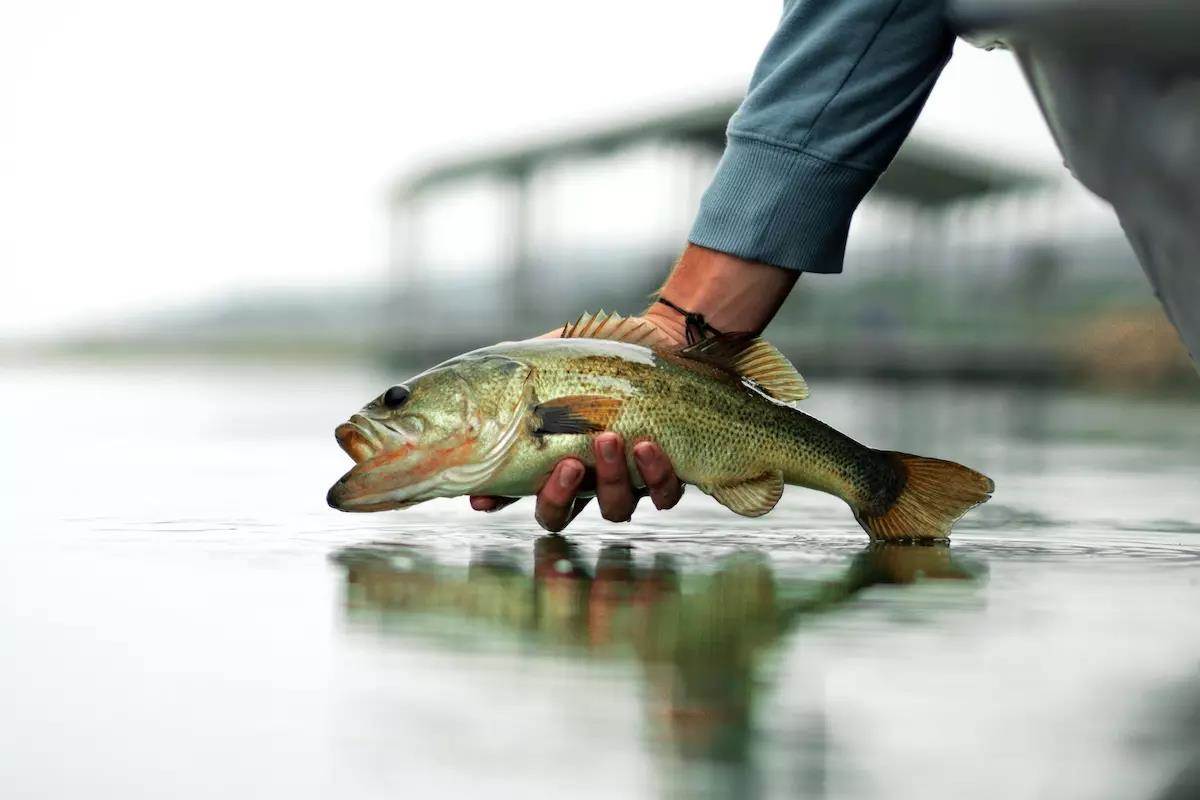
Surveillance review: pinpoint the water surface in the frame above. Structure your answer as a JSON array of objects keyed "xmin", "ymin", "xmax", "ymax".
[{"xmin": 1, "ymin": 361, "xmax": 1198, "ymax": 799}]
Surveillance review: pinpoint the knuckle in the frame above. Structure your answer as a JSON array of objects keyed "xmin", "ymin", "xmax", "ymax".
[
  {"xmin": 598, "ymin": 473, "xmax": 626, "ymax": 488},
  {"xmin": 646, "ymin": 471, "xmax": 670, "ymax": 489},
  {"xmin": 638, "ymin": 463, "xmax": 663, "ymax": 484},
  {"xmin": 597, "ymin": 457, "xmax": 628, "ymax": 477},
  {"xmin": 540, "ymin": 482, "xmax": 574, "ymax": 505}
]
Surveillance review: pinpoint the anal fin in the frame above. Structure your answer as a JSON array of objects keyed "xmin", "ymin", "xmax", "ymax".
[
  {"xmin": 700, "ymin": 471, "xmax": 784, "ymax": 517},
  {"xmin": 533, "ymin": 395, "xmax": 623, "ymax": 435}
]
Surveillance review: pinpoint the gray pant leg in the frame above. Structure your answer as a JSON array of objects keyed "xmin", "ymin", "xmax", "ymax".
[
  {"xmin": 953, "ymin": 1, "xmax": 1200, "ymax": 367},
  {"xmin": 1017, "ymin": 45, "xmax": 1200, "ymax": 365}
]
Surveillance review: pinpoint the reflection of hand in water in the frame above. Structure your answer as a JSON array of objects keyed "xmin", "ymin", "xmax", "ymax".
[
  {"xmin": 332, "ymin": 537, "xmax": 979, "ymax": 764},
  {"xmin": 334, "ymin": 537, "xmax": 977, "ymax": 661}
]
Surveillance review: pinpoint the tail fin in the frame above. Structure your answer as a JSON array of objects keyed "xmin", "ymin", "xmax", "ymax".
[{"xmin": 855, "ymin": 452, "xmax": 994, "ymax": 541}]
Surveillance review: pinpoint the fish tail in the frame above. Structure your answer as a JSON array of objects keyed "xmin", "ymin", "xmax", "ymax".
[{"xmin": 854, "ymin": 451, "xmax": 994, "ymax": 541}]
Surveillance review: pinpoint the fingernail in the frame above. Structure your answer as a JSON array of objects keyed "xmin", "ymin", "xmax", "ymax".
[
  {"xmin": 598, "ymin": 436, "xmax": 618, "ymax": 463},
  {"xmin": 559, "ymin": 461, "xmax": 583, "ymax": 488},
  {"xmin": 633, "ymin": 443, "xmax": 652, "ymax": 467}
]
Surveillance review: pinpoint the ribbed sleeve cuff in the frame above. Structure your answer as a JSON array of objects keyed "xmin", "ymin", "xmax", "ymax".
[{"xmin": 688, "ymin": 135, "xmax": 879, "ymax": 274}]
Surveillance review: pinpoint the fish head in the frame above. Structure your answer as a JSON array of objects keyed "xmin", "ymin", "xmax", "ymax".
[{"xmin": 327, "ymin": 354, "xmax": 531, "ymax": 512}]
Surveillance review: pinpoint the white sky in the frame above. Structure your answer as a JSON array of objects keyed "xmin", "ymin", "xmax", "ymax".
[{"xmin": 0, "ymin": 0, "xmax": 1062, "ymax": 338}]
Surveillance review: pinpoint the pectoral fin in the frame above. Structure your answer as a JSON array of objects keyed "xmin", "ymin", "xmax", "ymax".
[
  {"xmin": 533, "ymin": 395, "xmax": 623, "ymax": 435},
  {"xmin": 679, "ymin": 333, "xmax": 809, "ymax": 403},
  {"xmin": 700, "ymin": 471, "xmax": 784, "ymax": 517}
]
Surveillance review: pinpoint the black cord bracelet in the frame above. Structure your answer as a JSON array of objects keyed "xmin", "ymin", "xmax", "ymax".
[{"xmin": 655, "ymin": 297, "xmax": 726, "ymax": 345}]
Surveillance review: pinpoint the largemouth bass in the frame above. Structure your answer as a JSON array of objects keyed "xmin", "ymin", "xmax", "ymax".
[{"xmin": 327, "ymin": 312, "xmax": 994, "ymax": 540}]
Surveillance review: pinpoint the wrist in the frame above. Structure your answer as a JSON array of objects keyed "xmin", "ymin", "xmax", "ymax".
[
  {"xmin": 646, "ymin": 244, "xmax": 799, "ymax": 336},
  {"xmin": 642, "ymin": 305, "xmax": 691, "ymax": 345}
]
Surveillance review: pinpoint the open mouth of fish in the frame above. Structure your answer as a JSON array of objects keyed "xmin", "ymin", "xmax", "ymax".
[
  {"xmin": 335, "ymin": 414, "xmax": 385, "ymax": 463},
  {"xmin": 328, "ymin": 414, "xmax": 425, "ymax": 512}
]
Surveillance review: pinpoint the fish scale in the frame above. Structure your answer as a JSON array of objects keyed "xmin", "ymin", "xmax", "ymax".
[
  {"xmin": 475, "ymin": 340, "xmax": 881, "ymax": 504},
  {"xmin": 328, "ymin": 314, "xmax": 994, "ymax": 540}
]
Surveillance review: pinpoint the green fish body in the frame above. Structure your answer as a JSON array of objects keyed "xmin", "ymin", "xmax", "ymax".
[{"xmin": 328, "ymin": 313, "xmax": 993, "ymax": 540}]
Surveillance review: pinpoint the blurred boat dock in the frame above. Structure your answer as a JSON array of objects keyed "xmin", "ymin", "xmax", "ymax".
[
  {"xmin": 387, "ymin": 95, "xmax": 1191, "ymax": 385},
  {"xmin": 45, "ymin": 95, "xmax": 1192, "ymax": 390}
]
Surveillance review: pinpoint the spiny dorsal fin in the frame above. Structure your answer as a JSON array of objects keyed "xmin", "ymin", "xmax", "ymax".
[
  {"xmin": 532, "ymin": 394, "xmax": 623, "ymax": 435},
  {"xmin": 679, "ymin": 333, "xmax": 809, "ymax": 403},
  {"xmin": 700, "ymin": 471, "xmax": 784, "ymax": 517},
  {"xmin": 559, "ymin": 310, "xmax": 676, "ymax": 350}
]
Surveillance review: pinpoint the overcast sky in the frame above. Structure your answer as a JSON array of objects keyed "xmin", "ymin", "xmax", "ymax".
[{"xmin": 0, "ymin": 0, "xmax": 1063, "ymax": 338}]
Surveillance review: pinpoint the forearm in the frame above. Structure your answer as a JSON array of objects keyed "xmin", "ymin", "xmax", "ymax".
[
  {"xmin": 644, "ymin": 244, "xmax": 798, "ymax": 337},
  {"xmin": 691, "ymin": 0, "xmax": 954, "ymax": 274}
]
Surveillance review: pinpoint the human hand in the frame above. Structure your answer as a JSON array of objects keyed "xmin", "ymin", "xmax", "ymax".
[
  {"xmin": 471, "ymin": 313, "xmax": 686, "ymax": 531},
  {"xmin": 469, "ymin": 432, "xmax": 684, "ymax": 532}
]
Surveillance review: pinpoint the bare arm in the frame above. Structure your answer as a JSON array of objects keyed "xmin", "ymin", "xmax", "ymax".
[{"xmin": 645, "ymin": 244, "xmax": 799, "ymax": 338}]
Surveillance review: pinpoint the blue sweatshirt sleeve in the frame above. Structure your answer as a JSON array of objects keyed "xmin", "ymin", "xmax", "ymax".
[{"xmin": 689, "ymin": 0, "xmax": 954, "ymax": 273}]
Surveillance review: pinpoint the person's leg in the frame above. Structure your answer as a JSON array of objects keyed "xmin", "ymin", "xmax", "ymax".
[
  {"xmin": 953, "ymin": 1, "xmax": 1200, "ymax": 367},
  {"xmin": 1014, "ymin": 44, "xmax": 1200, "ymax": 366}
]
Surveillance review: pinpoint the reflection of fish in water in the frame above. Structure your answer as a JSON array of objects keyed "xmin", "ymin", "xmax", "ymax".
[
  {"xmin": 332, "ymin": 537, "xmax": 979, "ymax": 765},
  {"xmin": 328, "ymin": 312, "xmax": 993, "ymax": 540}
]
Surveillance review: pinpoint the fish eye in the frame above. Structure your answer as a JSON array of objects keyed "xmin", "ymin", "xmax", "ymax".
[{"xmin": 382, "ymin": 385, "xmax": 410, "ymax": 409}]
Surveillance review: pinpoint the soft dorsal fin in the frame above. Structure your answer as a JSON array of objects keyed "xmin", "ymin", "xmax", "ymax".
[
  {"xmin": 679, "ymin": 333, "xmax": 809, "ymax": 403},
  {"xmin": 699, "ymin": 472, "xmax": 784, "ymax": 517},
  {"xmin": 559, "ymin": 310, "xmax": 676, "ymax": 350}
]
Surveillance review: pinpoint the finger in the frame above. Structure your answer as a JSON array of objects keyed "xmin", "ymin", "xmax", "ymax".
[
  {"xmin": 538, "ymin": 495, "xmax": 592, "ymax": 534},
  {"xmin": 633, "ymin": 441, "xmax": 684, "ymax": 510},
  {"xmin": 534, "ymin": 459, "xmax": 585, "ymax": 532},
  {"xmin": 593, "ymin": 432, "xmax": 637, "ymax": 522},
  {"xmin": 470, "ymin": 496, "xmax": 520, "ymax": 512}
]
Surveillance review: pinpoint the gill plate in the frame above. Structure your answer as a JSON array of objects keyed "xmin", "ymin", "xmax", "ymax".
[{"xmin": 427, "ymin": 376, "xmax": 531, "ymax": 496}]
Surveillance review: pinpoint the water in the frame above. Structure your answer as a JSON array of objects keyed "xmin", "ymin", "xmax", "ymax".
[{"xmin": 2, "ymin": 361, "xmax": 1199, "ymax": 799}]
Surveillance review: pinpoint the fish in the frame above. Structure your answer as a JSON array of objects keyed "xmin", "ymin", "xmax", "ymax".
[{"xmin": 327, "ymin": 312, "xmax": 994, "ymax": 540}]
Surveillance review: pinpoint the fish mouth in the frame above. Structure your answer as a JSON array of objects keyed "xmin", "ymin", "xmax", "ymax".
[
  {"xmin": 335, "ymin": 414, "xmax": 385, "ymax": 463},
  {"xmin": 326, "ymin": 475, "xmax": 419, "ymax": 512},
  {"xmin": 326, "ymin": 461, "xmax": 425, "ymax": 512},
  {"xmin": 329, "ymin": 414, "xmax": 422, "ymax": 511}
]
